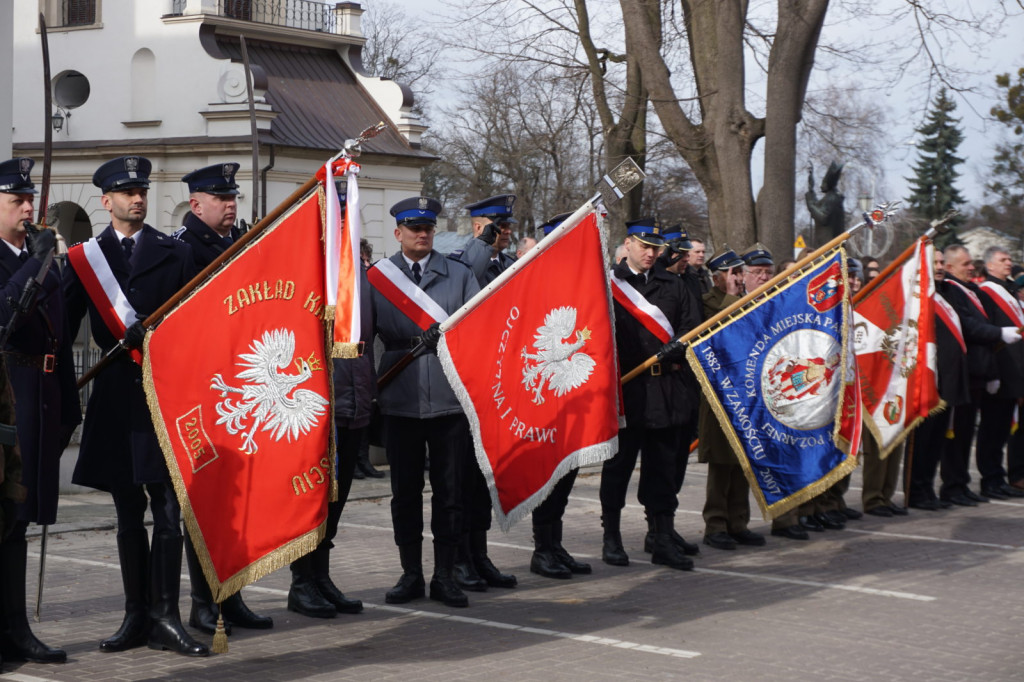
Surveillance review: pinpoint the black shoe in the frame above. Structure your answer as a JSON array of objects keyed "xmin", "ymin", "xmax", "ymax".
[
  {"xmin": 889, "ymin": 505, "xmax": 909, "ymax": 516},
  {"xmin": 0, "ymin": 537, "xmax": 68, "ymax": 663},
  {"xmin": 703, "ymin": 531, "xmax": 737, "ymax": 550},
  {"xmin": 184, "ymin": 535, "xmax": 231, "ymax": 635},
  {"xmin": 222, "ymin": 592, "xmax": 274, "ymax": 629},
  {"xmin": 429, "ymin": 576, "xmax": 468, "ymax": 608},
  {"xmin": 454, "ymin": 537, "xmax": 488, "ymax": 592},
  {"xmin": 909, "ymin": 498, "xmax": 941, "ymax": 511},
  {"xmin": 814, "ymin": 512, "xmax": 845, "ymax": 530},
  {"xmin": 288, "ymin": 580, "xmax": 337, "ymax": 619},
  {"xmin": 824, "ymin": 510, "xmax": 848, "ymax": 526},
  {"xmin": 357, "ymin": 459, "xmax": 386, "ymax": 479},
  {"xmin": 0, "ymin": 630, "xmax": 68, "ymax": 664},
  {"xmin": 550, "ymin": 521, "xmax": 592, "ymax": 574},
  {"xmin": 964, "ymin": 489, "xmax": 989, "ymax": 503},
  {"xmin": 188, "ymin": 600, "xmax": 227, "ymax": 636},
  {"xmin": 981, "ymin": 486, "xmax": 1009, "ymax": 500},
  {"xmin": 474, "ymin": 555, "xmax": 517, "ymax": 588},
  {"xmin": 943, "ymin": 493, "xmax": 977, "ymax": 507},
  {"xmin": 670, "ymin": 529, "xmax": 701, "ymax": 556},
  {"xmin": 352, "ymin": 467, "xmax": 366, "ymax": 480},
  {"xmin": 865, "ymin": 506, "xmax": 894, "ymax": 517},
  {"xmin": 385, "ymin": 572, "xmax": 425, "ymax": 604},
  {"xmin": 799, "ymin": 515, "xmax": 825, "ymax": 531},
  {"xmin": 531, "ymin": 549, "xmax": 572, "ymax": 580},
  {"xmin": 602, "ymin": 531, "xmax": 629, "ymax": 566},
  {"xmin": 313, "ymin": 577, "xmax": 363, "ymax": 614},
  {"xmin": 650, "ymin": 516, "xmax": 694, "ymax": 571},
  {"xmin": 840, "ymin": 507, "xmax": 863, "ymax": 520},
  {"xmin": 730, "ymin": 529, "xmax": 767, "ymax": 547},
  {"xmin": 771, "ymin": 525, "xmax": 809, "ymax": 540},
  {"xmin": 430, "ymin": 544, "xmax": 468, "ymax": 607},
  {"xmin": 997, "ymin": 483, "xmax": 1024, "ymax": 498},
  {"xmin": 937, "ymin": 498, "xmax": 953, "ymax": 509},
  {"xmin": 147, "ymin": 534, "xmax": 209, "ymax": 657}
]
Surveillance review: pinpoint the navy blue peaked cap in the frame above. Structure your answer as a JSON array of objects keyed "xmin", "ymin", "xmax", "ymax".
[
  {"xmin": 0, "ymin": 158, "xmax": 37, "ymax": 194},
  {"xmin": 625, "ymin": 217, "xmax": 664, "ymax": 246},
  {"xmin": 540, "ymin": 212, "xmax": 572, "ymax": 235},
  {"xmin": 708, "ymin": 247, "xmax": 744, "ymax": 271},
  {"xmin": 93, "ymin": 156, "xmax": 152, "ymax": 193},
  {"xmin": 465, "ymin": 194, "xmax": 516, "ymax": 218},
  {"xmin": 391, "ymin": 196, "xmax": 442, "ymax": 225},
  {"xmin": 182, "ymin": 163, "xmax": 240, "ymax": 195}
]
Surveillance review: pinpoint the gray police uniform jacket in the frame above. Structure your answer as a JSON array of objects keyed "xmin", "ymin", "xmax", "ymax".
[
  {"xmin": 370, "ymin": 251, "xmax": 480, "ymax": 418},
  {"xmin": 459, "ymin": 237, "xmax": 515, "ymax": 286}
]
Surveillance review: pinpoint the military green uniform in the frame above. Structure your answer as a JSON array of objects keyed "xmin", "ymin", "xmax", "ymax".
[
  {"xmin": 862, "ymin": 436, "xmax": 902, "ymax": 511},
  {"xmin": 698, "ymin": 288, "xmax": 752, "ymax": 536}
]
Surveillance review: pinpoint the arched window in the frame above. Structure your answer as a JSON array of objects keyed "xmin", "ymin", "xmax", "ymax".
[{"xmin": 130, "ymin": 49, "xmax": 157, "ymax": 122}]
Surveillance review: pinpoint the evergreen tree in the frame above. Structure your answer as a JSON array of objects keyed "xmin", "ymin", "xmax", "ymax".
[
  {"xmin": 905, "ymin": 89, "xmax": 966, "ymax": 246},
  {"xmin": 982, "ymin": 68, "xmax": 1024, "ymax": 235}
]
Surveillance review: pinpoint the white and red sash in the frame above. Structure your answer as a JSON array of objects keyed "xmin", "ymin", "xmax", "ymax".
[
  {"xmin": 368, "ymin": 258, "xmax": 448, "ymax": 331},
  {"xmin": 67, "ymin": 239, "xmax": 142, "ymax": 363},
  {"xmin": 934, "ymin": 292, "xmax": 966, "ymax": 353},
  {"xmin": 947, "ymin": 278, "xmax": 988, "ymax": 318},
  {"xmin": 610, "ymin": 275, "xmax": 674, "ymax": 344},
  {"xmin": 978, "ymin": 280, "xmax": 1024, "ymax": 327}
]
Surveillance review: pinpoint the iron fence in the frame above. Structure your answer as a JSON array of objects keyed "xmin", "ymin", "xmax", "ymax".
[{"xmin": 169, "ymin": 0, "xmax": 336, "ymax": 32}]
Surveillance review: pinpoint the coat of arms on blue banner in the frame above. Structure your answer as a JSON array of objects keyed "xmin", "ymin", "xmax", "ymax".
[{"xmin": 687, "ymin": 249, "xmax": 860, "ymax": 519}]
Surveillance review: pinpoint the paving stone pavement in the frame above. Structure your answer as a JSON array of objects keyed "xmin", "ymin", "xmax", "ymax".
[{"xmin": 4, "ymin": 459, "xmax": 1023, "ymax": 682}]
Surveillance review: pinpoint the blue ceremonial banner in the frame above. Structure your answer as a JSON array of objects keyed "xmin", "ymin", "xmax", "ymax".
[{"xmin": 687, "ymin": 249, "xmax": 861, "ymax": 520}]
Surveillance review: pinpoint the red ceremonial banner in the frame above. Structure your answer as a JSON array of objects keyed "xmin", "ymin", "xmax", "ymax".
[
  {"xmin": 438, "ymin": 212, "xmax": 620, "ymax": 530},
  {"xmin": 144, "ymin": 191, "xmax": 332, "ymax": 600}
]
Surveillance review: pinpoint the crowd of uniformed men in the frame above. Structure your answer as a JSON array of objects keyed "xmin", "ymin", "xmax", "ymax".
[{"xmin": 0, "ymin": 153, "xmax": 1021, "ymax": 668}]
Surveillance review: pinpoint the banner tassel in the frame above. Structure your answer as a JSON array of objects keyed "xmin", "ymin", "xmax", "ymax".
[{"xmin": 212, "ymin": 604, "xmax": 229, "ymax": 654}]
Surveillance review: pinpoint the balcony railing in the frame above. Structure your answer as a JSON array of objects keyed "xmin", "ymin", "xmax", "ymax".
[{"xmin": 170, "ymin": 0, "xmax": 337, "ymax": 33}]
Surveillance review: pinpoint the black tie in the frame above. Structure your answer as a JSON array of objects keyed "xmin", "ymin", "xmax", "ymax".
[
  {"xmin": 18, "ymin": 251, "xmax": 28, "ymax": 263},
  {"xmin": 121, "ymin": 237, "xmax": 134, "ymax": 261},
  {"xmin": 411, "ymin": 261, "xmax": 422, "ymax": 285}
]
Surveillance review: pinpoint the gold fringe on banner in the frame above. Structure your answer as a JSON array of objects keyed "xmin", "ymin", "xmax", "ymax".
[{"xmin": 685, "ymin": 247, "xmax": 860, "ymax": 521}]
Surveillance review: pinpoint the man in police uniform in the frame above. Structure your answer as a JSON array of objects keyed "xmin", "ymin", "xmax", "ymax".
[
  {"xmin": 529, "ymin": 213, "xmax": 592, "ymax": 580},
  {"xmin": 175, "ymin": 163, "xmax": 243, "ymax": 270},
  {"xmin": 64, "ymin": 156, "xmax": 208, "ymax": 656},
  {"xmin": 370, "ymin": 196, "xmax": 480, "ymax": 608},
  {"xmin": 974, "ymin": 246, "xmax": 1024, "ymax": 499},
  {"xmin": 171, "ymin": 163, "xmax": 273, "ymax": 635},
  {"xmin": 458, "ymin": 194, "xmax": 516, "ymax": 285},
  {"xmin": 453, "ymin": 194, "xmax": 518, "ymax": 591},
  {"xmin": 0, "ymin": 158, "xmax": 78, "ymax": 664},
  {"xmin": 600, "ymin": 218, "xmax": 696, "ymax": 571},
  {"xmin": 698, "ymin": 247, "xmax": 767, "ymax": 549}
]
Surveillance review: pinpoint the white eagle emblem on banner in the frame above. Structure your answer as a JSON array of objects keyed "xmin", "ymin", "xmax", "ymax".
[
  {"xmin": 210, "ymin": 328, "xmax": 328, "ymax": 454},
  {"xmin": 521, "ymin": 306, "xmax": 596, "ymax": 405}
]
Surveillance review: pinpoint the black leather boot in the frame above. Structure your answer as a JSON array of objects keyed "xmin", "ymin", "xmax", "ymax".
[
  {"xmin": 0, "ymin": 535, "xmax": 67, "ymax": 663},
  {"xmin": 453, "ymin": 534, "xmax": 487, "ymax": 592},
  {"xmin": 601, "ymin": 512, "xmax": 629, "ymax": 566},
  {"xmin": 552, "ymin": 520, "xmax": 591, "ymax": 574},
  {"xmin": 146, "ymin": 533, "xmax": 209, "ymax": 656},
  {"xmin": 287, "ymin": 554, "xmax": 337, "ymax": 618},
  {"xmin": 385, "ymin": 543, "xmax": 425, "ymax": 604},
  {"xmin": 530, "ymin": 524, "xmax": 571, "ymax": 579},
  {"xmin": 221, "ymin": 592, "xmax": 273, "ymax": 629},
  {"xmin": 470, "ymin": 530, "xmax": 517, "ymax": 588},
  {"xmin": 644, "ymin": 512, "xmax": 698, "ymax": 556},
  {"xmin": 184, "ymin": 536, "xmax": 230, "ymax": 636},
  {"xmin": 310, "ymin": 545, "xmax": 362, "ymax": 614},
  {"xmin": 429, "ymin": 543, "xmax": 469, "ymax": 607},
  {"xmin": 100, "ymin": 529, "xmax": 151, "ymax": 652},
  {"xmin": 356, "ymin": 444, "xmax": 385, "ymax": 479},
  {"xmin": 650, "ymin": 515, "xmax": 694, "ymax": 571}
]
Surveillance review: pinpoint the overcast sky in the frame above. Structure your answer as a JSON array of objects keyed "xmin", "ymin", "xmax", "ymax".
[{"xmin": 362, "ymin": 0, "xmax": 1023, "ymax": 211}]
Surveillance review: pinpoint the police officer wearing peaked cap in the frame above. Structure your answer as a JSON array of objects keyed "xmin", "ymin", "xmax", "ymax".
[
  {"xmin": 601, "ymin": 217, "xmax": 698, "ymax": 571},
  {"xmin": 64, "ymin": 155, "xmax": 208, "ymax": 656},
  {"xmin": 0, "ymin": 158, "xmax": 80, "ymax": 666},
  {"xmin": 539, "ymin": 212, "xmax": 572, "ymax": 237},
  {"xmin": 173, "ymin": 163, "xmax": 273, "ymax": 636},
  {"xmin": 371, "ymin": 195, "xmax": 480, "ymax": 608},
  {"xmin": 453, "ymin": 194, "xmax": 519, "ymax": 592},
  {"xmin": 175, "ymin": 163, "xmax": 243, "ymax": 270}
]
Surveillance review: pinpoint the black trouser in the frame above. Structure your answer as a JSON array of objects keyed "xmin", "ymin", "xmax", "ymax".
[
  {"xmin": 599, "ymin": 425, "xmax": 679, "ymax": 516},
  {"xmin": 462, "ymin": 450, "xmax": 493, "ymax": 534},
  {"xmin": 674, "ymin": 421, "xmax": 697, "ymax": 495},
  {"xmin": 977, "ymin": 394, "xmax": 1013, "ymax": 489},
  {"xmin": 532, "ymin": 470, "xmax": 578, "ymax": 526},
  {"xmin": 940, "ymin": 402, "xmax": 977, "ymax": 498},
  {"xmin": 314, "ymin": 424, "xmax": 362, "ymax": 553},
  {"xmin": 907, "ymin": 411, "xmax": 949, "ymax": 502},
  {"xmin": 384, "ymin": 414, "xmax": 467, "ymax": 548},
  {"xmin": 1007, "ymin": 416, "xmax": 1024, "ymax": 484},
  {"xmin": 112, "ymin": 481, "xmax": 181, "ymax": 539}
]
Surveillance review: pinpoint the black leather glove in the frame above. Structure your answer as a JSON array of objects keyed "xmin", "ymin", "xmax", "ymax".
[
  {"xmin": 28, "ymin": 228, "xmax": 56, "ymax": 262},
  {"xmin": 421, "ymin": 323, "xmax": 442, "ymax": 352},
  {"xmin": 657, "ymin": 339, "xmax": 685, "ymax": 363},
  {"xmin": 477, "ymin": 222, "xmax": 499, "ymax": 246},
  {"xmin": 123, "ymin": 316, "xmax": 147, "ymax": 350}
]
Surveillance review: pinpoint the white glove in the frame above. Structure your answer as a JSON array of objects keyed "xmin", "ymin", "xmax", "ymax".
[
  {"xmin": 1001, "ymin": 327, "xmax": 1022, "ymax": 345},
  {"xmin": 986, "ymin": 379, "xmax": 1001, "ymax": 395}
]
